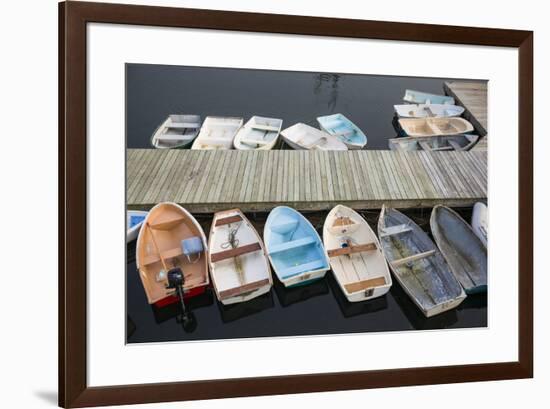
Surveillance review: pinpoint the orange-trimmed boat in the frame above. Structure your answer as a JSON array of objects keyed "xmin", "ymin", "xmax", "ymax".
[{"xmin": 136, "ymin": 202, "xmax": 209, "ymax": 308}]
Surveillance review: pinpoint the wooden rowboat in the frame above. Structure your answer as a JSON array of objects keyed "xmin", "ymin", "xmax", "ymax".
[
  {"xmin": 151, "ymin": 115, "xmax": 201, "ymax": 149},
  {"xmin": 280, "ymin": 123, "xmax": 348, "ymax": 151},
  {"xmin": 394, "ymin": 104, "xmax": 465, "ymax": 118},
  {"xmin": 233, "ymin": 116, "xmax": 283, "ymax": 150},
  {"xmin": 323, "ymin": 205, "xmax": 391, "ymax": 302},
  {"xmin": 430, "ymin": 206, "xmax": 487, "ymax": 294},
  {"xmin": 377, "ymin": 206, "xmax": 466, "ymax": 317},
  {"xmin": 388, "ymin": 134, "xmax": 479, "ymax": 152},
  {"xmin": 471, "ymin": 202, "xmax": 488, "ymax": 247},
  {"xmin": 316, "ymin": 113, "xmax": 367, "ymax": 149},
  {"xmin": 136, "ymin": 202, "xmax": 209, "ymax": 306},
  {"xmin": 191, "ymin": 116, "xmax": 243, "ymax": 150},
  {"xmin": 398, "ymin": 117, "xmax": 474, "ymax": 137},
  {"xmin": 208, "ymin": 209, "xmax": 272, "ymax": 305},
  {"xmin": 264, "ymin": 206, "xmax": 330, "ymax": 287},
  {"xmin": 127, "ymin": 210, "xmax": 148, "ymax": 243},
  {"xmin": 403, "ymin": 89, "xmax": 455, "ymax": 105}
]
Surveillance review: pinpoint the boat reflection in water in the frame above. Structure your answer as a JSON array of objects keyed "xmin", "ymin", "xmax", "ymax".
[
  {"xmin": 273, "ymin": 277, "xmax": 329, "ymax": 307},
  {"xmin": 217, "ymin": 291, "xmax": 274, "ymax": 323},
  {"xmin": 151, "ymin": 288, "xmax": 214, "ymax": 332},
  {"xmin": 326, "ymin": 274, "xmax": 388, "ymax": 318}
]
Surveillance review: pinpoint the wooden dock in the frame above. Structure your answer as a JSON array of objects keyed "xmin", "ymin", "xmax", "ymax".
[
  {"xmin": 127, "ymin": 149, "xmax": 487, "ymax": 213},
  {"xmin": 444, "ymin": 80, "xmax": 487, "ymax": 151}
]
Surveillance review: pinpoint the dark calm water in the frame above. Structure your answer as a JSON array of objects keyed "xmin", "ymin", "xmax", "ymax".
[{"xmin": 126, "ymin": 64, "xmax": 487, "ymax": 343}]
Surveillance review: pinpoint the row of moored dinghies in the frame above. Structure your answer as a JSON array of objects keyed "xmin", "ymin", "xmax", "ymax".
[
  {"xmin": 390, "ymin": 89, "xmax": 480, "ymax": 152},
  {"xmin": 129, "ymin": 202, "xmax": 487, "ymax": 319},
  {"xmin": 151, "ymin": 114, "xmax": 367, "ymax": 150}
]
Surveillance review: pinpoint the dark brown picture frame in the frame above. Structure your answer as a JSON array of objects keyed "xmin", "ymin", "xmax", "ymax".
[{"xmin": 59, "ymin": 1, "xmax": 533, "ymax": 407}]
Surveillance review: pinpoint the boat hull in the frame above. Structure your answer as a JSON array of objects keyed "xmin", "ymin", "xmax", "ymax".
[
  {"xmin": 378, "ymin": 206, "xmax": 466, "ymax": 317},
  {"xmin": 430, "ymin": 206, "xmax": 487, "ymax": 294},
  {"xmin": 471, "ymin": 202, "xmax": 488, "ymax": 247}
]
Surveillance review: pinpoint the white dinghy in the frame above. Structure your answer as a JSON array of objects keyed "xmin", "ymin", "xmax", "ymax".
[
  {"xmin": 394, "ymin": 104, "xmax": 465, "ymax": 118},
  {"xmin": 323, "ymin": 205, "xmax": 392, "ymax": 302},
  {"xmin": 233, "ymin": 116, "xmax": 283, "ymax": 150},
  {"xmin": 191, "ymin": 116, "xmax": 243, "ymax": 150},
  {"xmin": 403, "ymin": 90, "xmax": 455, "ymax": 105},
  {"xmin": 127, "ymin": 210, "xmax": 148, "ymax": 243},
  {"xmin": 151, "ymin": 115, "xmax": 202, "ymax": 149},
  {"xmin": 208, "ymin": 209, "xmax": 272, "ymax": 305},
  {"xmin": 471, "ymin": 202, "xmax": 488, "ymax": 247},
  {"xmin": 280, "ymin": 123, "xmax": 348, "ymax": 151}
]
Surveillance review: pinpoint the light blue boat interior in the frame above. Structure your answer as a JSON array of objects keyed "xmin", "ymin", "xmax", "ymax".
[
  {"xmin": 265, "ymin": 206, "xmax": 328, "ymax": 281},
  {"xmin": 405, "ymin": 90, "xmax": 454, "ymax": 105},
  {"xmin": 317, "ymin": 114, "xmax": 367, "ymax": 146},
  {"xmin": 129, "ymin": 214, "xmax": 146, "ymax": 228}
]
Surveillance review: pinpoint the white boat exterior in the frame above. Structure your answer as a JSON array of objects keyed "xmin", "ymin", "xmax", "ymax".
[
  {"xmin": 191, "ymin": 116, "xmax": 243, "ymax": 150},
  {"xmin": 151, "ymin": 114, "xmax": 202, "ymax": 149},
  {"xmin": 233, "ymin": 116, "xmax": 283, "ymax": 150},
  {"xmin": 280, "ymin": 123, "xmax": 348, "ymax": 151},
  {"xmin": 393, "ymin": 104, "xmax": 465, "ymax": 118},
  {"xmin": 471, "ymin": 202, "xmax": 488, "ymax": 247},
  {"xmin": 208, "ymin": 209, "xmax": 272, "ymax": 305},
  {"xmin": 126, "ymin": 210, "xmax": 148, "ymax": 243},
  {"xmin": 323, "ymin": 205, "xmax": 392, "ymax": 302},
  {"xmin": 403, "ymin": 89, "xmax": 455, "ymax": 105}
]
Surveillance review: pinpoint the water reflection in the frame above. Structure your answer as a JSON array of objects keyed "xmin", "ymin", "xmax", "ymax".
[
  {"xmin": 273, "ymin": 278, "xmax": 329, "ymax": 307},
  {"xmin": 327, "ymin": 274, "xmax": 389, "ymax": 318},
  {"xmin": 151, "ymin": 289, "xmax": 214, "ymax": 330},
  {"xmin": 313, "ymin": 73, "xmax": 340, "ymax": 112},
  {"xmin": 217, "ymin": 291, "xmax": 275, "ymax": 323}
]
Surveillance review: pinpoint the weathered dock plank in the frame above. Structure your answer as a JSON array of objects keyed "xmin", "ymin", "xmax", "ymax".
[
  {"xmin": 444, "ymin": 80, "xmax": 488, "ymax": 151},
  {"xmin": 127, "ymin": 149, "xmax": 487, "ymax": 212}
]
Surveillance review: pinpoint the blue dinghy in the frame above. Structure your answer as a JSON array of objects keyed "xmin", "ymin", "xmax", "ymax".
[
  {"xmin": 316, "ymin": 113, "xmax": 367, "ymax": 150},
  {"xmin": 264, "ymin": 206, "xmax": 330, "ymax": 287},
  {"xmin": 403, "ymin": 89, "xmax": 455, "ymax": 105}
]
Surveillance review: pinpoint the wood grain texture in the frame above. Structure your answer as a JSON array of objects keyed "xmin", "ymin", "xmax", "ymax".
[{"xmin": 127, "ymin": 150, "xmax": 487, "ymax": 212}]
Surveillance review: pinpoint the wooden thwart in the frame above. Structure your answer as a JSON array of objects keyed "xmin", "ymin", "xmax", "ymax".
[
  {"xmin": 210, "ymin": 242, "xmax": 262, "ymax": 263},
  {"xmin": 327, "ymin": 242, "xmax": 377, "ymax": 257},
  {"xmin": 219, "ymin": 278, "xmax": 271, "ymax": 300},
  {"xmin": 215, "ymin": 214, "xmax": 243, "ymax": 227},
  {"xmin": 149, "ymin": 215, "xmax": 186, "ymax": 230},
  {"xmin": 391, "ymin": 249, "xmax": 436, "ymax": 267},
  {"xmin": 344, "ymin": 277, "xmax": 387, "ymax": 293}
]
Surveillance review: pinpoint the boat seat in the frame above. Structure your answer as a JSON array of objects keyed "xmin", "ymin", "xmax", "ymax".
[
  {"xmin": 157, "ymin": 133, "xmax": 194, "ymax": 141},
  {"xmin": 269, "ymin": 216, "xmax": 299, "ymax": 234},
  {"xmin": 327, "ymin": 242, "xmax": 377, "ymax": 257},
  {"xmin": 219, "ymin": 278, "xmax": 271, "ymax": 300},
  {"xmin": 199, "ymin": 137, "xmax": 230, "ymax": 146},
  {"xmin": 240, "ymin": 138, "xmax": 271, "ymax": 147},
  {"xmin": 334, "ymin": 128, "xmax": 356, "ymax": 138},
  {"xmin": 379, "ymin": 224, "xmax": 412, "ymax": 237},
  {"xmin": 279, "ymin": 258, "xmax": 326, "ymax": 279},
  {"xmin": 448, "ymin": 140, "xmax": 463, "ymax": 151},
  {"xmin": 210, "ymin": 242, "xmax": 262, "ymax": 263},
  {"xmin": 141, "ymin": 246, "xmax": 183, "ymax": 266},
  {"xmin": 344, "ymin": 277, "xmax": 387, "ymax": 293},
  {"xmin": 215, "ymin": 214, "xmax": 242, "ymax": 227},
  {"xmin": 167, "ymin": 122, "xmax": 201, "ymax": 129},
  {"xmin": 251, "ymin": 124, "xmax": 279, "ymax": 132},
  {"xmin": 269, "ymin": 236, "xmax": 316, "ymax": 255},
  {"xmin": 391, "ymin": 249, "xmax": 436, "ymax": 268}
]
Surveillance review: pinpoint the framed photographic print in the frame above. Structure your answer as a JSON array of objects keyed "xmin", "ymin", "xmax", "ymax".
[{"xmin": 59, "ymin": 1, "xmax": 533, "ymax": 407}]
